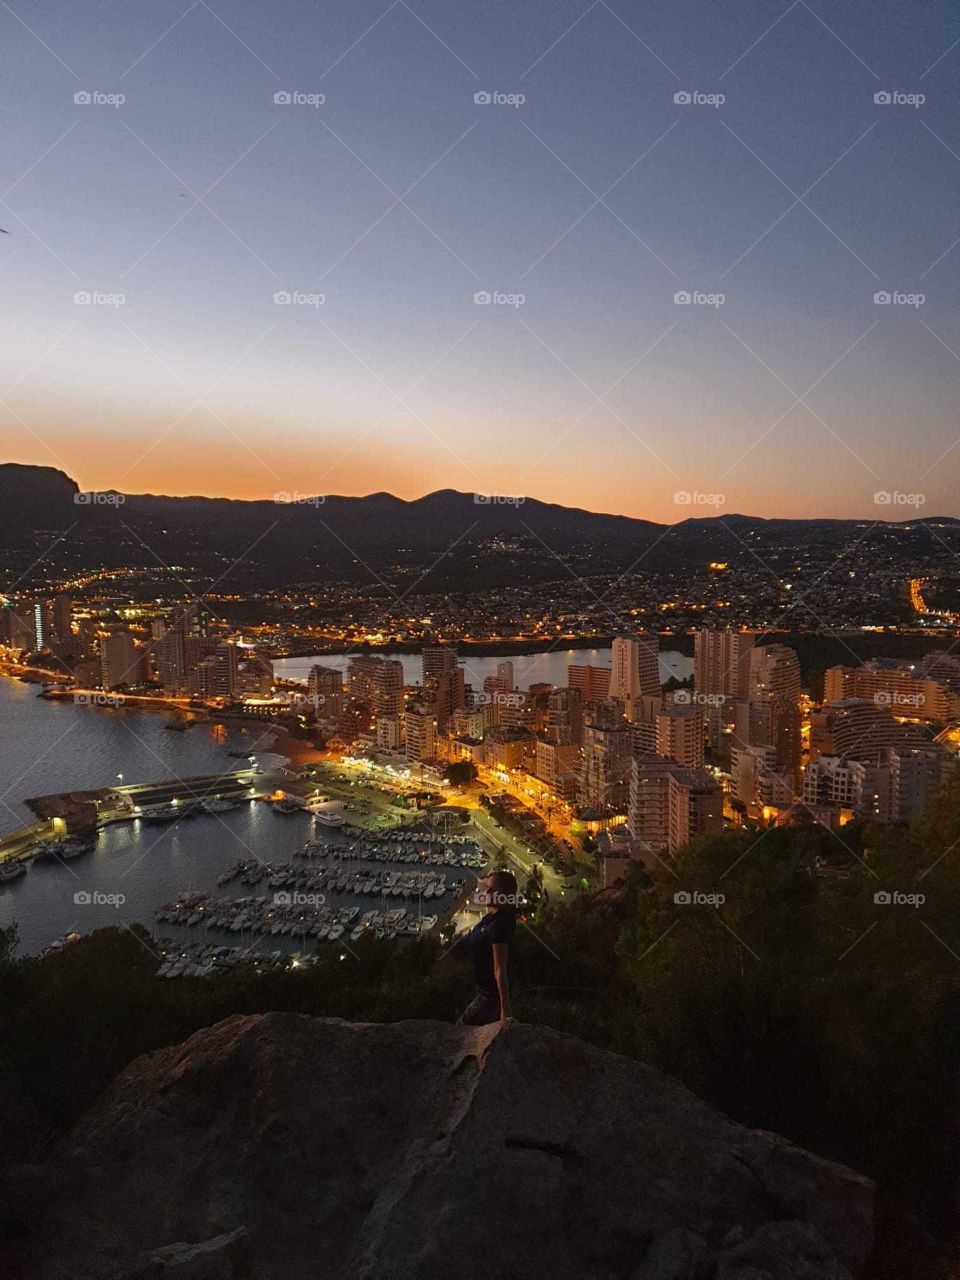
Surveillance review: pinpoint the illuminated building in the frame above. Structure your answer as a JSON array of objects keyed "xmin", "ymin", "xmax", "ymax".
[
  {"xmin": 568, "ymin": 664, "xmax": 613, "ymax": 704},
  {"xmin": 404, "ymin": 702, "xmax": 438, "ymax": 763},
  {"xmin": 824, "ymin": 661, "xmax": 955, "ymax": 724},
  {"xmin": 100, "ymin": 631, "xmax": 140, "ymax": 690},
  {"xmin": 608, "ymin": 634, "xmax": 661, "ymax": 721},
  {"xmin": 543, "ymin": 686, "xmax": 583, "ymax": 746},
  {"xmin": 580, "ymin": 722, "xmax": 632, "ymax": 814},
  {"xmin": 628, "ymin": 756, "xmax": 722, "ymax": 855},
  {"xmin": 745, "ymin": 645, "xmax": 802, "ymax": 789},
  {"xmin": 308, "ymin": 664, "xmax": 343, "ymax": 716},
  {"xmin": 655, "ymin": 704, "xmax": 704, "ymax": 768}
]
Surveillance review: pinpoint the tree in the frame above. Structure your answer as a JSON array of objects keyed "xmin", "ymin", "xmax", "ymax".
[{"xmin": 445, "ymin": 761, "xmax": 477, "ymax": 787}]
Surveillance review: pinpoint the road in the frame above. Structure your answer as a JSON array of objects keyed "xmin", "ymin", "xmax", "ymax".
[{"xmin": 468, "ymin": 808, "xmax": 571, "ymax": 901}]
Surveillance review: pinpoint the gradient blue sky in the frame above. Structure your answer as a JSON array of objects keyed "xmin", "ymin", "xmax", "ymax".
[{"xmin": 2, "ymin": 0, "xmax": 958, "ymax": 519}]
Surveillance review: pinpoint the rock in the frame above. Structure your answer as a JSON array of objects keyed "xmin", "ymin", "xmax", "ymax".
[
  {"xmin": 632, "ymin": 1226, "xmax": 712, "ymax": 1278},
  {"xmin": 12, "ymin": 1016, "xmax": 873, "ymax": 1280},
  {"xmin": 116, "ymin": 1228, "xmax": 250, "ymax": 1279},
  {"xmin": 717, "ymin": 1220, "xmax": 851, "ymax": 1278}
]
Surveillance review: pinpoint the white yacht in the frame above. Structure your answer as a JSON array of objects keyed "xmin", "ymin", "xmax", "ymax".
[{"xmin": 203, "ymin": 798, "xmax": 239, "ymax": 814}]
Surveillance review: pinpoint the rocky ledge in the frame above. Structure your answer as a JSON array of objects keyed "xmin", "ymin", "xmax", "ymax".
[{"xmin": 4, "ymin": 1015, "xmax": 873, "ymax": 1279}]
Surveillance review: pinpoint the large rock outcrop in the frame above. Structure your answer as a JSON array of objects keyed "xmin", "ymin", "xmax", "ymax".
[{"xmin": 5, "ymin": 1015, "xmax": 873, "ymax": 1279}]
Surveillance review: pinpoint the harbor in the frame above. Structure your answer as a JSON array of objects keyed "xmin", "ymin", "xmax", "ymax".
[{"xmin": 0, "ymin": 678, "xmax": 514, "ymax": 957}]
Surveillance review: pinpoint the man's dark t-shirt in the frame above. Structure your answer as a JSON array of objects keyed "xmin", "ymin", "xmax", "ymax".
[{"xmin": 470, "ymin": 910, "xmax": 516, "ymax": 993}]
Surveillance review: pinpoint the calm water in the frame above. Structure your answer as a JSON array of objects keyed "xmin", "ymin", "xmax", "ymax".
[
  {"xmin": 274, "ymin": 647, "xmax": 694, "ymax": 690},
  {"xmin": 0, "ymin": 677, "xmax": 284, "ymax": 835},
  {"xmin": 0, "ymin": 676, "xmax": 290, "ymax": 954}
]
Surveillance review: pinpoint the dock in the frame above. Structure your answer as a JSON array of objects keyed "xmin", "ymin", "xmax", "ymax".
[{"xmin": 0, "ymin": 769, "xmax": 277, "ymax": 867}]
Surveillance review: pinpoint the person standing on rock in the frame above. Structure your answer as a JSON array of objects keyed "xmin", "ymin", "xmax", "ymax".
[{"xmin": 457, "ymin": 868, "xmax": 518, "ymax": 1027}]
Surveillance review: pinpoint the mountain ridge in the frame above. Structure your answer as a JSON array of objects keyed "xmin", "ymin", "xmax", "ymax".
[
  {"xmin": 2, "ymin": 464, "xmax": 957, "ymax": 528},
  {"xmin": 2, "ymin": 462, "xmax": 958, "ymax": 591}
]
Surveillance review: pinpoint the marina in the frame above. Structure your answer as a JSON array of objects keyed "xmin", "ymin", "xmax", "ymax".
[{"xmin": 0, "ymin": 677, "xmax": 505, "ymax": 956}]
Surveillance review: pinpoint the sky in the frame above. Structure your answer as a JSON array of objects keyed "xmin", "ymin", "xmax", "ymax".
[{"xmin": 2, "ymin": 0, "xmax": 958, "ymax": 521}]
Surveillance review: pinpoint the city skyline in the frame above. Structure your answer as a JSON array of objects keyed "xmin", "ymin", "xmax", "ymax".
[{"xmin": 3, "ymin": 0, "xmax": 958, "ymax": 521}]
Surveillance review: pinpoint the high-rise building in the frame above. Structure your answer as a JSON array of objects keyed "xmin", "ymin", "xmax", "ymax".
[
  {"xmin": 823, "ymin": 661, "xmax": 955, "ymax": 723},
  {"xmin": 50, "ymin": 595, "xmax": 74, "ymax": 647},
  {"xmin": 422, "ymin": 645, "xmax": 457, "ymax": 683},
  {"xmin": 347, "ymin": 655, "xmax": 405, "ymax": 728},
  {"xmin": 0, "ymin": 605, "xmax": 37, "ymax": 652},
  {"xmin": 808, "ymin": 698, "xmax": 926, "ymax": 763},
  {"xmin": 694, "ymin": 628, "xmax": 755, "ymax": 701},
  {"xmin": 608, "ymin": 634, "xmax": 661, "ymax": 720},
  {"xmin": 100, "ymin": 631, "xmax": 140, "ymax": 690},
  {"xmin": 192, "ymin": 642, "xmax": 239, "ymax": 700},
  {"xmin": 452, "ymin": 706, "xmax": 488, "ymax": 739},
  {"xmin": 803, "ymin": 744, "xmax": 953, "ymax": 823},
  {"xmin": 655, "ymin": 704, "xmax": 705, "ymax": 768},
  {"xmin": 308, "ymin": 665, "xmax": 343, "ymax": 717},
  {"xmin": 237, "ymin": 653, "xmax": 273, "ymax": 697},
  {"xmin": 543, "ymin": 686, "xmax": 583, "ymax": 746},
  {"xmin": 628, "ymin": 756, "xmax": 722, "ymax": 855},
  {"xmin": 373, "ymin": 659, "xmax": 404, "ymax": 719},
  {"xmin": 421, "ymin": 646, "xmax": 463, "ymax": 734},
  {"xmin": 694, "ymin": 628, "xmax": 755, "ymax": 750},
  {"xmin": 745, "ymin": 645, "xmax": 802, "ymax": 788},
  {"xmin": 731, "ymin": 744, "xmax": 793, "ymax": 815},
  {"xmin": 405, "ymin": 702, "xmax": 438, "ymax": 763},
  {"xmin": 568, "ymin": 664, "xmax": 615, "ymax": 704},
  {"xmin": 376, "ymin": 716, "xmax": 402, "ymax": 750},
  {"xmin": 158, "ymin": 603, "xmax": 210, "ymax": 693},
  {"xmin": 496, "ymin": 660, "xmax": 515, "ymax": 690},
  {"xmin": 534, "ymin": 739, "xmax": 580, "ymax": 802},
  {"xmin": 580, "ymin": 722, "xmax": 633, "ymax": 813}
]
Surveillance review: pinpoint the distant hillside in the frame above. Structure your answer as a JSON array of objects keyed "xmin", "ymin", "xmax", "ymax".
[{"xmin": 0, "ymin": 463, "xmax": 958, "ymax": 588}]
